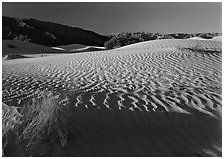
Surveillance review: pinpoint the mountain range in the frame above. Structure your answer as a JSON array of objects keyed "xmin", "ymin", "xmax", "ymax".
[
  {"xmin": 3, "ymin": 16, "xmax": 110, "ymax": 47},
  {"xmin": 2, "ymin": 16, "xmax": 221, "ymax": 49}
]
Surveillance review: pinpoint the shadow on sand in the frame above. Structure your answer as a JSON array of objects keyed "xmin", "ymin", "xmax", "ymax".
[{"xmin": 3, "ymin": 91, "xmax": 222, "ymax": 157}]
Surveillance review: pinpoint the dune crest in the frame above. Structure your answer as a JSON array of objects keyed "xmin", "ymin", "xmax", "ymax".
[{"xmin": 211, "ymin": 36, "xmax": 222, "ymax": 41}]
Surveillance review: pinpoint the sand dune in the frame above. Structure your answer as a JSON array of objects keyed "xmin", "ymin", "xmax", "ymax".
[
  {"xmin": 51, "ymin": 47, "xmax": 66, "ymax": 51},
  {"xmin": 188, "ymin": 37, "xmax": 208, "ymax": 40},
  {"xmin": 71, "ymin": 46, "xmax": 106, "ymax": 53},
  {"xmin": 2, "ymin": 39, "xmax": 222, "ymax": 156},
  {"xmin": 57, "ymin": 44, "xmax": 87, "ymax": 51},
  {"xmin": 211, "ymin": 36, "xmax": 222, "ymax": 41},
  {"xmin": 188, "ymin": 36, "xmax": 222, "ymax": 42},
  {"xmin": 3, "ymin": 54, "xmax": 31, "ymax": 61},
  {"xmin": 115, "ymin": 38, "xmax": 221, "ymax": 51},
  {"xmin": 54, "ymin": 44, "xmax": 106, "ymax": 53},
  {"xmin": 2, "ymin": 40, "xmax": 64, "ymax": 55}
]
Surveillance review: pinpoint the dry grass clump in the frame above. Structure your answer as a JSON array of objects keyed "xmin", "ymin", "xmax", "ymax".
[
  {"xmin": 3, "ymin": 91, "xmax": 72, "ymax": 156},
  {"xmin": 2, "ymin": 103, "xmax": 22, "ymax": 137},
  {"xmin": 2, "ymin": 103, "xmax": 23, "ymax": 156},
  {"xmin": 19, "ymin": 91, "xmax": 70, "ymax": 147}
]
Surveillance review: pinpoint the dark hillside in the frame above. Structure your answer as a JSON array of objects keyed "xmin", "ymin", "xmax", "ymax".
[{"xmin": 3, "ymin": 16, "xmax": 110, "ymax": 47}]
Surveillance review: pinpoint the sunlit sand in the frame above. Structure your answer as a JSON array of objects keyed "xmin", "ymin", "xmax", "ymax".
[{"xmin": 2, "ymin": 38, "xmax": 222, "ymax": 156}]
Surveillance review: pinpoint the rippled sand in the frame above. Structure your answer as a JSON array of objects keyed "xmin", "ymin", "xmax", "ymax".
[{"xmin": 2, "ymin": 39, "xmax": 222, "ymax": 156}]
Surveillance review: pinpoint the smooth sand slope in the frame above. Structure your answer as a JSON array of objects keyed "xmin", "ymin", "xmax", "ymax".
[
  {"xmin": 2, "ymin": 40, "xmax": 64, "ymax": 56},
  {"xmin": 56, "ymin": 44, "xmax": 87, "ymax": 51},
  {"xmin": 55, "ymin": 44, "xmax": 106, "ymax": 52},
  {"xmin": 188, "ymin": 37, "xmax": 208, "ymax": 40},
  {"xmin": 3, "ymin": 54, "xmax": 31, "ymax": 61},
  {"xmin": 2, "ymin": 39, "xmax": 222, "ymax": 156},
  {"xmin": 71, "ymin": 46, "xmax": 106, "ymax": 53},
  {"xmin": 211, "ymin": 36, "xmax": 222, "ymax": 41}
]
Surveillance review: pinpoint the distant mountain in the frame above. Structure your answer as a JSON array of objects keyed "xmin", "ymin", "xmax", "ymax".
[{"xmin": 2, "ymin": 16, "xmax": 110, "ymax": 47}]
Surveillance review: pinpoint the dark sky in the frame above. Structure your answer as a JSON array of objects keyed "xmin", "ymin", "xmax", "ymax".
[{"xmin": 2, "ymin": 2, "xmax": 222, "ymax": 35}]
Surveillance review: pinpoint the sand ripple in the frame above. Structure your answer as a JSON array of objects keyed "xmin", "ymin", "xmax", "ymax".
[
  {"xmin": 3, "ymin": 39, "xmax": 221, "ymax": 115},
  {"xmin": 2, "ymin": 39, "xmax": 222, "ymax": 156}
]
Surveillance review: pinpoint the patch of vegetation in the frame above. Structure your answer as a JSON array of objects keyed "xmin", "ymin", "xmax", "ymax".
[
  {"xmin": 104, "ymin": 32, "xmax": 222, "ymax": 49},
  {"xmin": 3, "ymin": 91, "xmax": 72, "ymax": 156},
  {"xmin": 2, "ymin": 103, "xmax": 23, "ymax": 156},
  {"xmin": 197, "ymin": 33, "xmax": 221, "ymax": 39},
  {"xmin": 104, "ymin": 32, "xmax": 160, "ymax": 49},
  {"xmin": 19, "ymin": 92, "xmax": 69, "ymax": 146}
]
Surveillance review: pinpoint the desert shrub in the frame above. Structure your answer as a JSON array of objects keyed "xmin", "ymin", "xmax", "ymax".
[
  {"xmin": 3, "ymin": 91, "xmax": 73, "ymax": 156},
  {"xmin": 2, "ymin": 103, "xmax": 23, "ymax": 156},
  {"xmin": 104, "ymin": 32, "xmax": 222, "ymax": 49},
  {"xmin": 18, "ymin": 91, "xmax": 70, "ymax": 148},
  {"xmin": 168, "ymin": 33, "xmax": 192, "ymax": 39},
  {"xmin": 197, "ymin": 33, "xmax": 221, "ymax": 39},
  {"xmin": 104, "ymin": 32, "xmax": 154, "ymax": 49},
  {"xmin": 2, "ymin": 103, "xmax": 22, "ymax": 136},
  {"xmin": 104, "ymin": 36, "xmax": 122, "ymax": 49},
  {"xmin": 7, "ymin": 44, "xmax": 16, "ymax": 48}
]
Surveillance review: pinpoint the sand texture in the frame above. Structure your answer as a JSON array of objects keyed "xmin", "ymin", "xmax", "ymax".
[{"xmin": 2, "ymin": 39, "xmax": 222, "ymax": 156}]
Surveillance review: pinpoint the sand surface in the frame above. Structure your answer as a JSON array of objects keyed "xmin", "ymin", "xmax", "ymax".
[
  {"xmin": 56, "ymin": 44, "xmax": 87, "ymax": 51},
  {"xmin": 188, "ymin": 37, "xmax": 208, "ymax": 40},
  {"xmin": 54, "ymin": 44, "xmax": 106, "ymax": 52},
  {"xmin": 188, "ymin": 36, "xmax": 222, "ymax": 41},
  {"xmin": 71, "ymin": 46, "xmax": 106, "ymax": 52},
  {"xmin": 2, "ymin": 40, "xmax": 63, "ymax": 55},
  {"xmin": 2, "ymin": 39, "xmax": 222, "ymax": 156},
  {"xmin": 211, "ymin": 36, "xmax": 222, "ymax": 41}
]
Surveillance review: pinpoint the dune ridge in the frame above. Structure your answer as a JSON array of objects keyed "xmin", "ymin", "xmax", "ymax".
[
  {"xmin": 211, "ymin": 36, "xmax": 222, "ymax": 41},
  {"xmin": 115, "ymin": 39, "xmax": 221, "ymax": 51},
  {"xmin": 2, "ymin": 39, "xmax": 222, "ymax": 156}
]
